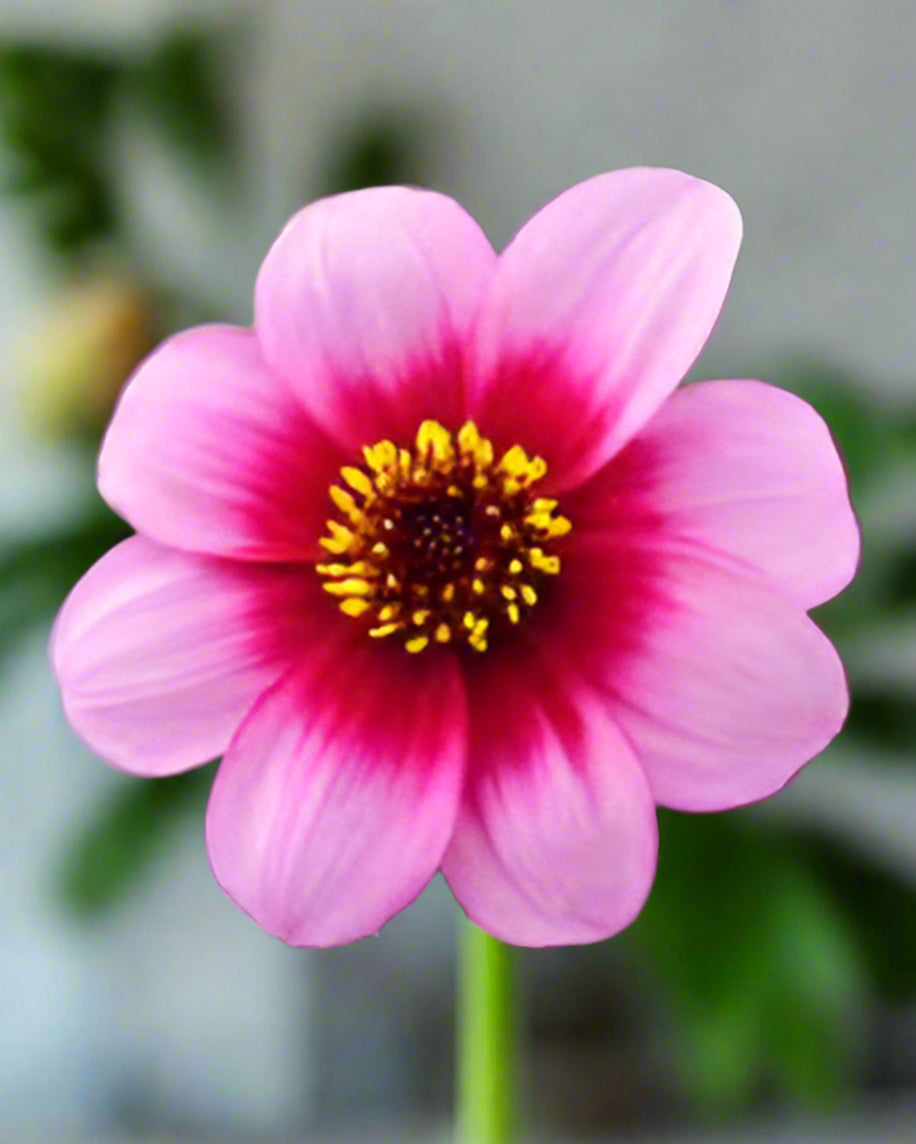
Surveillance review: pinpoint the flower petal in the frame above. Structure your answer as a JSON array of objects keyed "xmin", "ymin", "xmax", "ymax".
[
  {"xmin": 572, "ymin": 380, "xmax": 860, "ymax": 608},
  {"xmin": 544, "ymin": 537, "xmax": 849, "ymax": 812},
  {"xmin": 254, "ymin": 187, "xmax": 496, "ymax": 451},
  {"xmin": 206, "ymin": 638, "xmax": 467, "ymax": 948},
  {"xmin": 469, "ymin": 168, "xmax": 742, "ymax": 488},
  {"xmin": 99, "ymin": 325, "xmax": 344, "ymax": 561},
  {"xmin": 51, "ymin": 536, "xmax": 320, "ymax": 775},
  {"xmin": 442, "ymin": 647, "xmax": 657, "ymax": 947}
]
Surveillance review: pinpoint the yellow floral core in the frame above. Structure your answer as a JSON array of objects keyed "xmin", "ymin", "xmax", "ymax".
[{"xmin": 317, "ymin": 420, "xmax": 571, "ymax": 653}]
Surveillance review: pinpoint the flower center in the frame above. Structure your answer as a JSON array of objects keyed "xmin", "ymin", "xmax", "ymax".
[{"xmin": 317, "ymin": 420, "xmax": 571, "ymax": 653}]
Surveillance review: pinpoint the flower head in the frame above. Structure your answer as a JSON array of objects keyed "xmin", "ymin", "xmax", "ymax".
[{"xmin": 51, "ymin": 169, "xmax": 859, "ymax": 947}]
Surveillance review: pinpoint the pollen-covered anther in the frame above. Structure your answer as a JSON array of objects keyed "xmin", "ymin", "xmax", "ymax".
[{"xmin": 317, "ymin": 419, "xmax": 571, "ymax": 653}]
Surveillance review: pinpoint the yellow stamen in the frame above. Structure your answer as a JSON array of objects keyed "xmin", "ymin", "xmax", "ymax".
[
  {"xmin": 526, "ymin": 511, "xmax": 572, "ymax": 538},
  {"xmin": 527, "ymin": 457, "xmax": 547, "ymax": 482},
  {"xmin": 317, "ymin": 418, "xmax": 570, "ymax": 654},
  {"xmin": 532, "ymin": 498, "xmax": 558, "ymax": 514},
  {"xmin": 339, "ymin": 598, "xmax": 370, "ymax": 617},
  {"xmin": 468, "ymin": 618, "xmax": 489, "ymax": 652},
  {"xmin": 319, "ymin": 521, "xmax": 356, "ymax": 554},
  {"xmin": 498, "ymin": 444, "xmax": 531, "ymax": 477},
  {"xmin": 363, "ymin": 440, "xmax": 398, "ymax": 473},
  {"xmin": 316, "ymin": 561, "xmax": 376, "ymax": 578},
  {"xmin": 457, "ymin": 420, "xmax": 480, "ymax": 453},
  {"xmin": 329, "ymin": 485, "xmax": 361, "ymax": 521},
  {"xmin": 341, "ymin": 466, "xmax": 375, "ymax": 498},
  {"xmin": 369, "ymin": 622, "xmax": 402, "ymax": 638},
  {"xmin": 416, "ymin": 420, "xmax": 454, "ymax": 466},
  {"xmin": 546, "ymin": 516, "xmax": 572, "ymax": 537},
  {"xmin": 322, "ymin": 577, "xmax": 374, "ymax": 598},
  {"xmin": 458, "ymin": 420, "xmax": 494, "ymax": 467},
  {"xmin": 529, "ymin": 550, "xmax": 560, "ymax": 575}
]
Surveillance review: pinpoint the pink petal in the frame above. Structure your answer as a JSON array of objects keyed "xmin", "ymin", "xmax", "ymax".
[
  {"xmin": 469, "ymin": 168, "xmax": 742, "ymax": 488},
  {"xmin": 544, "ymin": 536, "xmax": 849, "ymax": 812},
  {"xmin": 99, "ymin": 325, "xmax": 344, "ymax": 561},
  {"xmin": 254, "ymin": 187, "xmax": 496, "ymax": 451},
  {"xmin": 571, "ymin": 380, "xmax": 859, "ymax": 609},
  {"xmin": 50, "ymin": 536, "xmax": 321, "ymax": 776},
  {"xmin": 206, "ymin": 639, "xmax": 467, "ymax": 947},
  {"xmin": 442, "ymin": 647, "xmax": 657, "ymax": 947}
]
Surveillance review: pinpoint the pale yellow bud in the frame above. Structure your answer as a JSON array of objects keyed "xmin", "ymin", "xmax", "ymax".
[{"xmin": 18, "ymin": 273, "xmax": 155, "ymax": 441}]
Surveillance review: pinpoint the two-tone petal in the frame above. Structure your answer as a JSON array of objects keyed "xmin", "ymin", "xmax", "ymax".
[
  {"xmin": 99, "ymin": 325, "xmax": 345, "ymax": 562},
  {"xmin": 255, "ymin": 186, "xmax": 496, "ymax": 451},
  {"xmin": 51, "ymin": 537, "xmax": 320, "ymax": 775},
  {"xmin": 571, "ymin": 379, "xmax": 860, "ymax": 608},
  {"xmin": 207, "ymin": 638, "xmax": 467, "ymax": 947},
  {"xmin": 469, "ymin": 168, "xmax": 742, "ymax": 489},
  {"xmin": 544, "ymin": 536, "xmax": 849, "ymax": 812},
  {"xmin": 444, "ymin": 645, "xmax": 657, "ymax": 946}
]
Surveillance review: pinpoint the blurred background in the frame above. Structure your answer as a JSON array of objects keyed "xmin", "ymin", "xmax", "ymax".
[{"xmin": 1, "ymin": 1, "xmax": 915, "ymax": 1141}]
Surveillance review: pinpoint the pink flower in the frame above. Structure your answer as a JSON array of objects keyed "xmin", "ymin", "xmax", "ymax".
[{"xmin": 51, "ymin": 169, "xmax": 858, "ymax": 948}]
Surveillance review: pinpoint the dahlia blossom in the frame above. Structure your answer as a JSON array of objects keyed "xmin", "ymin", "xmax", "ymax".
[{"xmin": 51, "ymin": 168, "xmax": 858, "ymax": 948}]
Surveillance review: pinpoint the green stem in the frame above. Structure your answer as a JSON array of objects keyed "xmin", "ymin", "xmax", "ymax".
[{"xmin": 456, "ymin": 918, "xmax": 517, "ymax": 1143}]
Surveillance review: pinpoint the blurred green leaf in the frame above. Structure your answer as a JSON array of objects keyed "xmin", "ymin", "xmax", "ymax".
[
  {"xmin": 320, "ymin": 106, "xmax": 430, "ymax": 195},
  {"xmin": 877, "ymin": 544, "xmax": 916, "ymax": 610},
  {"xmin": 806, "ymin": 835, "xmax": 916, "ymax": 1002},
  {"xmin": 0, "ymin": 44, "xmax": 120, "ymax": 251},
  {"xmin": 779, "ymin": 359, "xmax": 902, "ymax": 490},
  {"xmin": 759, "ymin": 856, "xmax": 866, "ymax": 1103},
  {"xmin": 57, "ymin": 766, "xmax": 212, "ymax": 918},
  {"xmin": 843, "ymin": 695, "xmax": 916, "ymax": 753},
  {"xmin": 129, "ymin": 31, "xmax": 235, "ymax": 170},
  {"xmin": 628, "ymin": 810, "xmax": 866, "ymax": 1117},
  {"xmin": 0, "ymin": 499, "xmax": 129, "ymax": 674},
  {"xmin": 889, "ymin": 413, "xmax": 916, "ymax": 454}
]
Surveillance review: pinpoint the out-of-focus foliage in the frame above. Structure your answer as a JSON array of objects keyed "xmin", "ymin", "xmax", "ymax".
[
  {"xmin": 629, "ymin": 811, "xmax": 866, "ymax": 1113},
  {"xmin": 130, "ymin": 32, "xmax": 235, "ymax": 171},
  {"xmin": 57, "ymin": 764, "xmax": 214, "ymax": 917},
  {"xmin": 0, "ymin": 45, "xmax": 119, "ymax": 250},
  {"xmin": 0, "ymin": 503, "xmax": 129, "ymax": 682},
  {"xmin": 808, "ymin": 835, "xmax": 916, "ymax": 1003},
  {"xmin": 0, "ymin": 32, "xmax": 233, "ymax": 255},
  {"xmin": 319, "ymin": 106, "xmax": 432, "ymax": 195},
  {"xmin": 2, "ymin": 28, "xmax": 915, "ymax": 1130}
]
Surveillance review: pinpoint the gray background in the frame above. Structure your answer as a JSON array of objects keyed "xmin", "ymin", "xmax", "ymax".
[{"xmin": 1, "ymin": 1, "xmax": 915, "ymax": 1139}]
